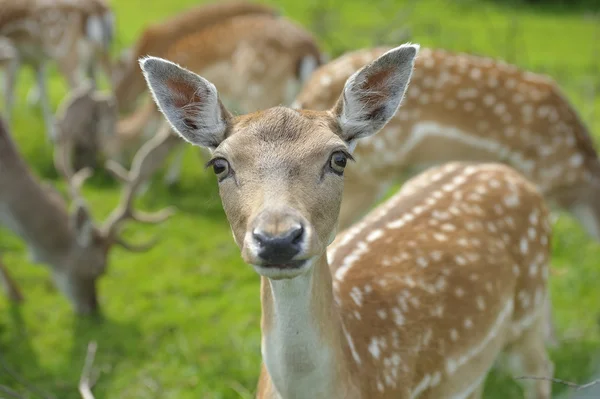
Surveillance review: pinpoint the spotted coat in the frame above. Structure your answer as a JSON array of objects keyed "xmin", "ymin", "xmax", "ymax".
[
  {"xmin": 294, "ymin": 47, "xmax": 600, "ymax": 240},
  {"xmin": 326, "ymin": 162, "xmax": 553, "ymax": 398}
]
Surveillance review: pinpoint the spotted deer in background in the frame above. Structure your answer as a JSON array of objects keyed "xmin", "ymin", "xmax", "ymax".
[
  {"xmin": 141, "ymin": 44, "xmax": 554, "ymax": 398},
  {"xmin": 0, "ymin": 110, "xmax": 173, "ymax": 314},
  {"xmin": 112, "ymin": 0, "xmax": 280, "ymax": 114},
  {"xmin": 293, "ymin": 47, "xmax": 600, "ymax": 244},
  {"xmin": 0, "ymin": 0, "xmax": 114, "ymax": 140},
  {"xmin": 102, "ymin": 9, "xmax": 324, "ymax": 188}
]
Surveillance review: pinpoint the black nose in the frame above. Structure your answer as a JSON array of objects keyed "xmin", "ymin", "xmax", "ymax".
[{"xmin": 253, "ymin": 225, "xmax": 304, "ymax": 264}]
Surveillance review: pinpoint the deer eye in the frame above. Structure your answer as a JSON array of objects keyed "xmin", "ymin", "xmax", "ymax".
[
  {"xmin": 207, "ymin": 158, "xmax": 231, "ymax": 181},
  {"xmin": 329, "ymin": 151, "xmax": 349, "ymax": 175}
]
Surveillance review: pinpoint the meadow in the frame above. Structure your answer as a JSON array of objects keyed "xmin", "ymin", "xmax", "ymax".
[{"xmin": 1, "ymin": 0, "xmax": 599, "ymax": 397}]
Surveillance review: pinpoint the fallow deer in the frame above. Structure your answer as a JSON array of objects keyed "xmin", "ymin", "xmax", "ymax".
[
  {"xmin": 0, "ymin": 0, "xmax": 114, "ymax": 140},
  {"xmin": 141, "ymin": 45, "xmax": 554, "ymax": 398},
  {"xmin": 112, "ymin": 0, "xmax": 280, "ymax": 114},
  {"xmin": 0, "ymin": 113, "xmax": 173, "ymax": 315},
  {"xmin": 292, "ymin": 46, "xmax": 600, "ymax": 244},
  {"xmin": 104, "ymin": 11, "xmax": 323, "ymax": 187},
  {"xmin": 53, "ymin": 81, "xmax": 117, "ymax": 174}
]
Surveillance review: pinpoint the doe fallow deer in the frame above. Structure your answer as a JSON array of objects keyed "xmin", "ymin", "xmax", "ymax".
[
  {"xmin": 292, "ymin": 47, "xmax": 600, "ymax": 244},
  {"xmin": 0, "ymin": 112, "xmax": 173, "ymax": 315},
  {"xmin": 141, "ymin": 44, "xmax": 553, "ymax": 398},
  {"xmin": 0, "ymin": 0, "xmax": 114, "ymax": 140}
]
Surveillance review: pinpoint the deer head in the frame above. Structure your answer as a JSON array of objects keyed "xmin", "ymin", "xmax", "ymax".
[
  {"xmin": 51, "ymin": 159, "xmax": 175, "ymax": 314},
  {"xmin": 0, "ymin": 109, "xmax": 174, "ymax": 314},
  {"xmin": 140, "ymin": 44, "xmax": 418, "ymax": 279}
]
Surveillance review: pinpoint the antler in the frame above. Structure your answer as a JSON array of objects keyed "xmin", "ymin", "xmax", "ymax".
[
  {"xmin": 53, "ymin": 85, "xmax": 174, "ymax": 251},
  {"xmin": 100, "ymin": 126, "xmax": 176, "ymax": 250}
]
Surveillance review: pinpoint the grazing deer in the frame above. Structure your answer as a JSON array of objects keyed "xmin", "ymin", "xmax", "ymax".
[
  {"xmin": 112, "ymin": 0, "xmax": 280, "ymax": 113},
  {"xmin": 0, "ymin": 0, "xmax": 114, "ymax": 140},
  {"xmin": 141, "ymin": 45, "xmax": 553, "ymax": 398},
  {"xmin": 292, "ymin": 47, "xmax": 600, "ymax": 243},
  {"xmin": 53, "ymin": 81, "xmax": 117, "ymax": 174},
  {"xmin": 105, "ymin": 11, "xmax": 324, "ymax": 187},
  {"xmin": 0, "ymin": 113, "xmax": 173, "ymax": 314}
]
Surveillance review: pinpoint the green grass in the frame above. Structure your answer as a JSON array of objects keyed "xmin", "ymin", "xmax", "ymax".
[{"xmin": 1, "ymin": 0, "xmax": 600, "ymax": 397}]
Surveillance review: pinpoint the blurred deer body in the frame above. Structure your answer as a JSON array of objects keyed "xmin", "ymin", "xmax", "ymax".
[
  {"xmin": 321, "ymin": 162, "xmax": 554, "ymax": 399},
  {"xmin": 112, "ymin": 0, "xmax": 280, "ymax": 113},
  {"xmin": 53, "ymin": 82, "xmax": 117, "ymax": 174},
  {"xmin": 0, "ymin": 108, "xmax": 172, "ymax": 314},
  {"xmin": 141, "ymin": 45, "xmax": 553, "ymax": 399},
  {"xmin": 161, "ymin": 14, "xmax": 322, "ymax": 113},
  {"xmin": 105, "ymin": 11, "xmax": 323, "ymax": 186},
  {"xmin": 293, "ymin": 47, "xmax": 600, "ymax": 242},
  {"xmin": 0, "ymin": 0, "xmax": 114, "ymax": 140}
]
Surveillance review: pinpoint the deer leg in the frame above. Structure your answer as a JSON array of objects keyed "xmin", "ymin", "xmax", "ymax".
[
  {"xmin": 502, "ymin": 316, "xmax": 553, "ymax": 399},
  {"xmin": 3, "ymin": 57, "xmax": 19, "ymax": 125},
  {"xmin": 34, "ymin": 64, "xmax": 56, "ymax": 142},
  {"xmin": 542, "ymin": 292, "xmax": 559, "ymax": 348},
  {"xmin": 0, "ymin": 258, "xmax": 24, "ymax": 303},
  {"xmin": 464, "ymin": 383, "xmax": 485, "ymax": 399}
]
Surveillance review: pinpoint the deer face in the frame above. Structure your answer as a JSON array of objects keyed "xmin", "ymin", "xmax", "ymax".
[
  {"xmin": 210, "ymin": 108, "xmax": 349, "ymax": 278},
  {"xmin": 141, "ymin": 44, "xmax": 419, "ymax": 279},
  {"xmin": 53, "ymin": 242, "xmax": 108, "ymax": 315}
]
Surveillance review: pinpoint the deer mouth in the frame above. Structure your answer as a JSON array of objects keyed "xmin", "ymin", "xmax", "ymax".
[
  {"xmin": 252, "ymin": 260, "xmax": 311, "ymax": 279},
  {"xmin": 261, "ymin": 260, "xmax": 307, "ymax": 269}
]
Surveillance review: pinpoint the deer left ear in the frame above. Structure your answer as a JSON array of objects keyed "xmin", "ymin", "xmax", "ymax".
[
  {"xmin": 140, "ymin": 56, "xmax": 232, "ymax": 150},
  {"xmin": 332, "ymin": 43, "xmax": 419, "ymax": 145}
]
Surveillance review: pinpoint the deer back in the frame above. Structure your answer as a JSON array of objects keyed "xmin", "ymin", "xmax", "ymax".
[
  {"xmin": 294, "ymin": 47, "xmax": 600, "ymax": 235},
  {"xmin": 327, "ymin": 162, "xmax": 552, "ymax": 396}
]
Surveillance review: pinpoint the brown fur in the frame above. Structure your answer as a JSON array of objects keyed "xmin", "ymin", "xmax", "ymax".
[
  {"xmin": 0, "ymin": 0, "xmax": 113, "ymax": 77},
  {"xmin": 113, "ymin": 1, "xmax": 280, "ymax": 111}
]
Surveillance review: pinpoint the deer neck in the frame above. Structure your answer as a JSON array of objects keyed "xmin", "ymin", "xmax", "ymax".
[
  {"xmin": 260, "ymin": 254, "xmax": 356, "ymax": 398},
  {"xmin": 0, "ymin": 132, "xmax": 72, "ymax": 262}
]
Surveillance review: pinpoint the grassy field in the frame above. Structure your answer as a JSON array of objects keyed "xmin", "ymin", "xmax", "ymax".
[{"xmin": 1, "ymin": 0, "xmax": 600, "ymax": 398}]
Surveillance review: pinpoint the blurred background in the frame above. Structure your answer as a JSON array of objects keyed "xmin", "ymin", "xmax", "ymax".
[{"xmin": 0, "ymin": 0, "xmax": 599, "ymax": 398}]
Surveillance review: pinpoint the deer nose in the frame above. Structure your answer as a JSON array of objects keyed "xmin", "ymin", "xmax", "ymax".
[{"xmin": 252, "ymin": 225, "xmax": 305, "ymax": 264}]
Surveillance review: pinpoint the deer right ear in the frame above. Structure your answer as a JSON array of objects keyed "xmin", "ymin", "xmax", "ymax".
[{"xmin": 139, "ymin": 56, "xmax": 232, "ymax": 149}]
